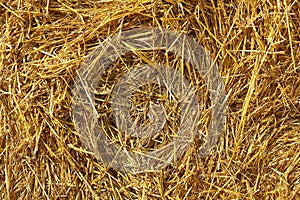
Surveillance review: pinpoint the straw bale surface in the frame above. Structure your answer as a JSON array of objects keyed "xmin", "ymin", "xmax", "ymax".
[{"xmin": 0, "ymin": 0, "xmax": 299, "ymax": 199}]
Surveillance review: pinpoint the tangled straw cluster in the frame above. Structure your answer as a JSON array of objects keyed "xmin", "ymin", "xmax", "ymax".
[
  {"xmin": 0, "ymin": 0, "xmax": 299, "ymax": 199},
  {"xmin": 71, "ymin": 27, "xmax": 227, "ymax": 174}
]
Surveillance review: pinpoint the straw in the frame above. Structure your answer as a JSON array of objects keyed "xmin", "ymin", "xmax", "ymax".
[{"xmin": 0, "ymin": 0, "xmax": 299, "ymax": 199}]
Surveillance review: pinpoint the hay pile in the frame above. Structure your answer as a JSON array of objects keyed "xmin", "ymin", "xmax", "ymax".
[{"xmin": 0, "ymin": 0, "xmax": 299, "ymax": 199}]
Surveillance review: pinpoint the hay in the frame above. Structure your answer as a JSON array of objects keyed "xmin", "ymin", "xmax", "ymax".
[{"xmin": 0, "ymin": 0, "xmax": 299, "ymax": 199}]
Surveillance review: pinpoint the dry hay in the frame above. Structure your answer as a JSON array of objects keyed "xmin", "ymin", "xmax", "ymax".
[{"xmin": 0, "ymin": 0, "xmax": 299, "ymax": 199}]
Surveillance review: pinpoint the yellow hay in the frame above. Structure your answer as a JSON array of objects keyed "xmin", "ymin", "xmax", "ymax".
[{"xmin": 0, "ymin": 0, "xmax": 299, "ymax": 199}]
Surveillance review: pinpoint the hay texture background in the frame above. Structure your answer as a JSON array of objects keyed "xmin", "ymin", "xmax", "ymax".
[{"xmin": 0, "ymin": 0, "xmax": 299, "ymax": 199}]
